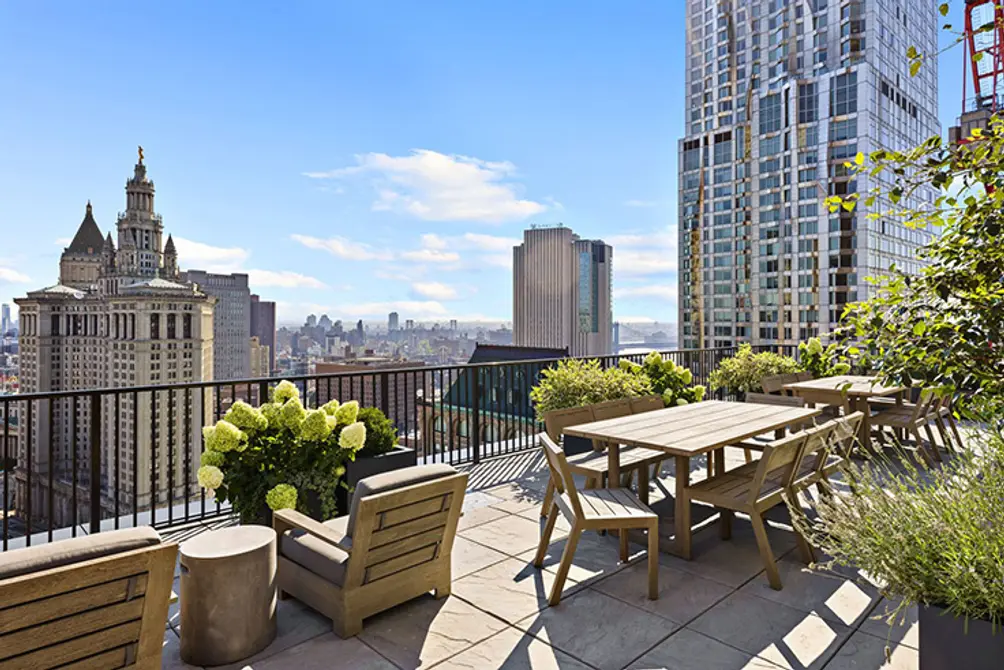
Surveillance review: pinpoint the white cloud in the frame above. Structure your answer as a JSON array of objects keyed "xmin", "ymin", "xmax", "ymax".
[
  {"xmin": 0, "ymin": 267, "xmax": 31, "ymax": 283},
  {"xmin": 54, "ymin": 237, "xmax": 72, "ymax": 247},
  {"xmin": 174, "ymin": 237, "xmax": 250, "ymax": 272},
  {"xmin": 289, "ymin": 234, "xmax": 392, "ymax": 261},
  {"xmin": 303, "ymin": 149, "xmax": 547, "ymax": 224},
  {"xmin": 624, "ymin": 199, "xmax": 657, "ymax": 208},
  {"xmin": 609, "ymin": 231, "xmax": 678, "ymax": 276},
  {"xmin": 461, "ymin": 232, "xmax": 521, "ymax": 251},
  {"xmin": 420, "ymin": 233, "xmax": 448, "ymax": 250},
  {"xmin": 411, "ymin": 281, "xmax": 459, "ymax": 300},
  {"xmin": 247, "ymin": 270, "xmax": 327, "ymax": 289},
  {"xmin": 400, "ymin": 248, "xmax": 461, "ymax": 263}
]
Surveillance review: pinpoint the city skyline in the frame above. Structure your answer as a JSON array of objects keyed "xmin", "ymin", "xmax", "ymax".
[{"xmin": 0, "ymin": 3, "xmax": 967, "ymax": 327}]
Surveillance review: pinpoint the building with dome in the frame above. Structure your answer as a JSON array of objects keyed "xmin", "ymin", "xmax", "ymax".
[{"xmin": 14, "ymin": 151, "xmax": 215, "ymax": 527}]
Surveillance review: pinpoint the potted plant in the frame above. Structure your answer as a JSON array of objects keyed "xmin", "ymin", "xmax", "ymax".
[
  {"xmin": 791, "ymin": 433, "xmax": 1004, "ymax": 669},
  {"xmin": 797, "ymin": 337, "xmax": 851, "ymax": 379},
  {"xmin": 530, "ymin": 358, "xmax": 652, "ymax": 453},
  {"xmin": 197, "ymin": 379, "xmax": 367, "ymax": 524},
  {"xmin": 619, "ymin": 351, "xmax": 706, "ymax": 406},
  {"xmin": 335, "ymin": 406, "xmax": 416, "ymax": 513},
  {"xmin": 708, "ymin": 343, "xmax": 799, "ymax": 399}
]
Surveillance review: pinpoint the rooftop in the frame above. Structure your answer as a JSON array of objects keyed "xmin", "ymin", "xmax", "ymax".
[{"xmin": 160, "ymin": 447, "xmax": 920, "ymax": 670}]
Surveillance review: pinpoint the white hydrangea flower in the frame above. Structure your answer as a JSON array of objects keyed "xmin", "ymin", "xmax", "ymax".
[
  {"xmin": 338, "ymin": 421, "xmax": 367, "ymax": 452},
  {"xmin": 272, "ymin": 380, "xmax": 300, "ymax": 404},
  {"xmin": 197, "ymin": 465, "xmax": 224, "ymax": 491}
]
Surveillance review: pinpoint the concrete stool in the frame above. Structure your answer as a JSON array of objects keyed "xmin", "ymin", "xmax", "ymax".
[{"xmin": 180, "ymin": 525, "xmax": 277, "ymax": 666}]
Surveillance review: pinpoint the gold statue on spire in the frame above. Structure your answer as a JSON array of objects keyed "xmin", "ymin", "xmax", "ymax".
[{"xmin": 138, "ymin": 145, "xmax": 144, "ymax": 163}]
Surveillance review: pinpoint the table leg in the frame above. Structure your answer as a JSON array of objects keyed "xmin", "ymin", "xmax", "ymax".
[
  {"xmin": 608, "ymin": 442, "xmax": 621, "ymax": 491},
  {"xmin": 856, "ymin": 397, "xmax": 873, "ymax": 453},
  {"xmin": 675, "ymin": 455, "xmax": 692, "ymax": 559},
  {"xmin": 637, "ymin": 460, "xmax": 650, "ymax": 506}
]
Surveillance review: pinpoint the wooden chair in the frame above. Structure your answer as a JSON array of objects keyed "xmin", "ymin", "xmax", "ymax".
[
  {"xmin": 737, "ymin": 392, "xmax": 808, "ymax": 463},
  {"xmin": 869, "ymin": 390, "xmax": 940, "ymax": 463},
  {"xmin": 0, "ymin": 527, "xmax": 177, "ymax": 669},
  {"xmin": 760, "ymin": 374, "xmax": 788, "ymax": 395},
  {"xmin": 538, "ymin": 403, "xmax": 665, "ymax": 518},
  {"xmin": 683, "ymin": 431, "xmax": 811, "ymax": 590},
  {"xmin": 274, "ymin": 464, "xmax": 468, "ymax": 638},
  {"xmin": 630, "ymin": 395, "xmax": 666, "ymax": 414},
  {"xmin": 794, "ymin": 371, "xmax": 813, "ymax": 383},
  {"xmin": 871, "ymin": 392, "xmax": 962, "ymax": 453},
  {"xmin": 534, "ymin": 433, "xmax": 659, "ymax": 606}
]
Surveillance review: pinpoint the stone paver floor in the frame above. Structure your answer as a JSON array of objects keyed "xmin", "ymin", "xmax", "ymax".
[{"xmin": 162, "ymin": 448, "xmax": 919, "ymax": 670}]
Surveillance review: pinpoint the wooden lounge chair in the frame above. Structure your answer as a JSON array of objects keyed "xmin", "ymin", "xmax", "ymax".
[
  {"xmin": 539, "ymin": 400, "xmax": 665, "ymax": 517},
  {"xmin": 274, "ymin": 464, "xmax": 468, "ymax": 638},
  {"xmin": 0, "ymin": 527, "xmax": 177, "ymax": 669},
  {"xmin": 534, "ymin": 433, "xmax": 659, "ymax": 606},
  {"xmin": 683, "ymin": 431, "xmax": 814, "ymax": 589}
]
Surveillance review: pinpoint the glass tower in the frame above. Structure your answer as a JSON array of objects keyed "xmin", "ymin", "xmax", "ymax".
[{"xmin": 678, "ymin": 0, "xmax": 940, "ymax": 349}]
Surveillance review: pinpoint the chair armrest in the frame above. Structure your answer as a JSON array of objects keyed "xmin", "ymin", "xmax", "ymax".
[{"xmin": 273, "ymin": 508, "xmax": 353, "ymax": 554}]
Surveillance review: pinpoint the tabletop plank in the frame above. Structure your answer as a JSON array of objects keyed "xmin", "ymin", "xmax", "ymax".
[
  {"xmin": 562, "ymin": 400, "xmax": 821, "ymax": 457},
  {"xmin": 782, "ymin": 375, "xmax": 904, "ymax": 397}
]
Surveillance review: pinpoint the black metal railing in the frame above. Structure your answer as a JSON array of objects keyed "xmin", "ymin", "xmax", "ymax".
[{"xmin": 0, "ymin": 345, "xmax": 794, "ymax": 550}]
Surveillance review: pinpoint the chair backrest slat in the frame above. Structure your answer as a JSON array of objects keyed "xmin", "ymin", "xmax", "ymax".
[
  {"xmin": 539, "ymin": 434, "xmax": 584, "ymax": 518},
  {"xmin": 761, "ymin": 375, "xmax": 787, "ymax": 395},
  {"xmin": 543, "ymin": 406, "xmax": 595, "ymax": 443},
  {"xmin": 630, "ymin": 395, "xmax": 665, "ymax": 414},
  {"xmin": 911, "ymin": 389, "xmax": 935, "ymax": 422},
  {"xmin": 749, "ymin": 432, "xmax": 808, "ymax": 504},
  {"xmin": 589, "ymin": 399, "xmax": 633, "ymax": 422},
  {"xmin": 794, "ymin": 371, "xmax": 813, "ymax": 383},
  {"xmin": 746, "ymin": 392, "xmax": 806, "ymax": 408}
]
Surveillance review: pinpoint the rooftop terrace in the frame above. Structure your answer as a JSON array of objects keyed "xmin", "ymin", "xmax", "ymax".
[{"xmin": 159, "ymin": 446, "xmax": 920, "ymax": 670}]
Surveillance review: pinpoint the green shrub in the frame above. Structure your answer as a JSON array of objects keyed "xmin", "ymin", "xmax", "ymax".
[
  {"xmin": 797, "ymin": 337, "xmax": 851, "ymax": 379},
  {"xmin": 619, "ymin": 351, "xmax": 705, "ymax": 406},
  {"xmin": 355, "ymin": 407, "xmax": 399, "ymax": 458},
  {"xmin": 790, "ymin": 430, "xmax": 1004, "ymax": 626},
  {"xmin": 530, "ymin": 358, "xmax": 652, "ymax": 420},
  {"xmin": 708, "ymin": 344, "xmax": 800, "ymax": 394}
]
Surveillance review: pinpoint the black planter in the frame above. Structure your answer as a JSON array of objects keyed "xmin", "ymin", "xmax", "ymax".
[
  {"xmin": 919, "ymin": 604, "xmax": 1004, "ymax": 670},
  {"xmin": 336, "ymin": 446, "xmax": 417, "ymax": 515}
]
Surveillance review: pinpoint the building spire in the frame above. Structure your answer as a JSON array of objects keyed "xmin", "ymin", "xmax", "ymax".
[{"xmin": 138, "ymin": 145, "xmax": 144, "ymax": 165}]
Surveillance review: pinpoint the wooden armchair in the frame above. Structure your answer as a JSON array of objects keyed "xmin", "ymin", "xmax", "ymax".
[
  {"xmin": 869, "ymin": 390, "xmax": 941, "ymax": 463},
  {"xmin": 684, "ymin": 431, "xmax": 815, "ymax": 590},
  {"xmin": 274, "ymin": 464, "xmax": 468, "ymax": 638},
  {"xmin": 535, "ymin": 433, "xmax": 659, "ymax": 606},
  {"xmin": 538, "ymin": 399, "xmax": 665, "ymax": 518},
  {"xmin": 0, "ymin": 527, "xmax": 177, "ymax": 669}
]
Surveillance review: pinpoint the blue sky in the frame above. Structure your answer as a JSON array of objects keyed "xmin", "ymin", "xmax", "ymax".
[{"xmin": 0, "ymin": 2, "xmax": 967, "ymax": 326}]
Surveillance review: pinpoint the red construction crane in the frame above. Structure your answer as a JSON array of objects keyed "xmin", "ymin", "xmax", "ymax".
[{"xmin": 951, "ymin": 1, "xmax": 1004, "ymax": 144}]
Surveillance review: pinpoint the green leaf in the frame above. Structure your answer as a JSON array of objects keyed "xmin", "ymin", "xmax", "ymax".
[
  {"xmin": 906, "ymin": 45, "xmax": 919, "ymax": 58},
  {"xmin": 854, "ymin": 152, "xmax": 865, "ymax": 166},
  {"xmin": 910, "ymin": 59, "xmax": 922, "ymax": 77},
  {"xmin": 913, "ymin": 322, "xmax": 927, "ymax": 336},
  {"xmin": 939, "ymin": 3, "xmax": 949, "ymax": 16}
]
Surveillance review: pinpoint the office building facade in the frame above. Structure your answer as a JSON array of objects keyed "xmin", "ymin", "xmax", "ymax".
[
  {"xmin": 513, "ymin": 226, "xmax": 612, "ymax": 357},
  {"xmin": 678, "ymin": 0, "xmax": 939, "ymax": 349},
  {"xmin": 250, "ymin": 294, "xmax": 276, "ymax": 374},
  {"xmin": 181, "ymin": 270, "xmax": 251, "ymax": 381}
]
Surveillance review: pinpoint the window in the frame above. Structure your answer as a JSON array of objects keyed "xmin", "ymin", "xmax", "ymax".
[
  {"xmin": 150, "ymin": 313, "xmax": 160, "ymax": 340},
  {"xmin": 830, "ymin": 71, "xmax": 857, "ymax": 116},
  {"xmin": 797, "ymin": 82, "xmax": 817, "ymax": 122},
  {"xmin": 760, "ymin": 93, "xmax": 783, "ymax": 134}
]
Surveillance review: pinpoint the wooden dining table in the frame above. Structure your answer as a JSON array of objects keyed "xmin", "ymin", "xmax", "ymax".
[
  {"xmin": 783, "ymin": 375, "xmax": 906, "ymax": 452},
  {"xmin": 562, "ymin": 400, "xmax": 821, "ymax": 559}
]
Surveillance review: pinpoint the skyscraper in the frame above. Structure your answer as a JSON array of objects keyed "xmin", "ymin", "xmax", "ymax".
[
  {"xmin": 0, "ymin": 304, "xmax": 10, "ymax": 337},
  {"xmin": 15, "ymin": 151, "xmax": 214, "ymax": 525},
  {"xmin": 513, "ymin": 225, "xmax": 612, "ymax": 357},
  {"xmin": 678, "ymin": 1, "xmax": 939, "ymax": 349},
  {"xmin": 250, "ymin": 294, "xmax": 276, "ymax": 373},
  {"xmin": 388, "ymin": 311, "xmax": 399, "ymax": 332},
  {"xmin": 181, "ymin": 270, "xmax": 251, "ymax": 381}
]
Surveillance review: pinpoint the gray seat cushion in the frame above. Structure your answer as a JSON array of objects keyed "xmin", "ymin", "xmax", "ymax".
[
  {"xmin": 347, "ymin": 463, "xmax": 457, "ymax": 536},
  {"xmin": 280, "ymin": 515, "xmax": 350, "ymax": 586},
  {"xmin": 0, "ymin": 526, "xmax": 161, "ymax": 581}
]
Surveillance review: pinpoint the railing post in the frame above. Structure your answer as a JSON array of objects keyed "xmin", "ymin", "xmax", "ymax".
[
  {"xmin": 379, "ymin": 372, "xmax": 390, "ymax": 418},
  {"xmin": 258, "ymin": 380, "xmax": 270, "ymax": 406},
  {"xmin": 471, "ymin": 367, "xmax": 481, "ymax": 465},
  {"xmin": 89, "ymin": 392, "xmax": 102, "ymax": 534}
]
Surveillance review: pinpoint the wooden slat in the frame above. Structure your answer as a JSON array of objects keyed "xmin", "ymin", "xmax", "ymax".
[
  {"xmin": 134, "ymin": 542, "xmax": 177, "ymax": 663},
  {"xmin": 0, "ymin": 574, "xmax": 148, "ymax": 635},
  {"xmin": 0, "ymin": 548, "xmax": 153, "ymax": 610},
  {"xmin": 364, "ymin": 544, "xmax": 438, "ymax": 583},
  {"xmin": 1, "ymin": 620, "xmax": 141, "ymax": 668},
  {"xmin": 58, "ymin": 645, "xmax": 132, "ymax": 670},
  {"xmin": 365, "ymin": 526, "xmax": 444, "ymax": 566},
  {"xmin": 783, "ymin": 375, "xmax": 904, "ymax": 397},
  {"xmin": 378, "ymin": 494, "xmax": 450, "ymax": 529},
  {"xmin": 564, "ymin": 402, "xmax": 755, "ymax": 444},
  {"xmin": 0, "ymin": 599, "xmax": 144, "ymax": 660},
  {"xmin": 369, "ymin": 510, "xmax": 451, "ymax": 548}
]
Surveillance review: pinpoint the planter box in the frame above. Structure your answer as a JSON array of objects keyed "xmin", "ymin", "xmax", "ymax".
[
  {"xmin": 336, "ymin": 446, "xmax": 418, "ymax": 515},
  {"xmin": 920, "ymin": 604, "xmax": 1004, "ymax": 670}
]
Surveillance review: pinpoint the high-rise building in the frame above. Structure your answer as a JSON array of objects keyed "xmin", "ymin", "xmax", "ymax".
[
  {"xmin": 249, "ymin": 336, "xmax": 270, "ymax": 378},
  {"xmin": 388, "ymin": 312, "xmax": 399, "ymax": 332},
  {"xmin": 181, "ymin": 270, "xmax": 251, "ymax": 381},
  {"xmin": 1, "ymin": 304, "xmax": 10, "ymax": 337},
  {"xmin": 677, "ymin": 1, "xmax": 939, "ymax": 349},
  {"xmin": 512, "ymin": 225, "xmax": 612, "ymax": 357},
  {"xmin": 250, "ymin": 294, "xmax": 276, "ymax": 374},
  {"xmin": 15, "ymin": 151, "xmax": 214, "ymax": 526}
]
